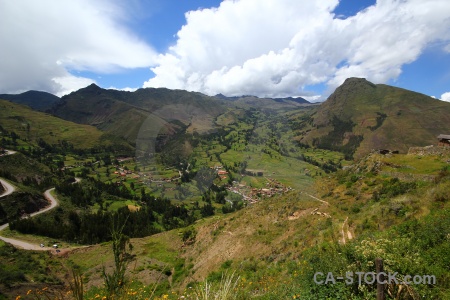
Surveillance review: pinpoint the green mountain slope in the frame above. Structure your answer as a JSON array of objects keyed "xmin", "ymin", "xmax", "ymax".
[
  {"xmin": 301, "ymin": 78, "xmax": 450, "ymax": 158},
  {"xmin": 7, "ymin": 149, "xmax": 446, "ymax": 299},
  {"xmin": 0, "ymin": 99, "xmax": 125, "ymax": 149},
  {"xmin": 0, "ymin": 90, "xmax": 60, "ymax": 111},
  {"xmin": 215, "ymin": 94, "xmax": 312, "ymax": 109},
  {"xmin": 49, "ymin": 84, "xmax": 226, "ymax": 143}
]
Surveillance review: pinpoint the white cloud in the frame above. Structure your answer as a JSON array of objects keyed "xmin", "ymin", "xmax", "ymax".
[
  {"xmin": 107, "ymin": 86, "xmax": 139, "ymax": 93},
  {"xmin": 441, "ymin": 92, "xmax": 450, "ymax": 102},
  {"xmin": 444, "ymin": 44, "xmax": 450, "ymax": 53},
  {"xmin": 52, "ymin": 75, "xmax": 96, "ymax": 97},
  {"xmin": 0, "ymin": 0, "xmax": 157, "ymax": 96},
  {"xmin": 144, "ymin": 0, "xmax": 450, "ymax": 98}
]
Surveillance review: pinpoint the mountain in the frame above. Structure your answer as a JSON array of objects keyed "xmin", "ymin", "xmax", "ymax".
[
  {"xmin": 0, "ymin": 99, "xmax": 127, "ymax": 149},
  {"xmin": 2, "ymin": 79, "xmax": 450, "ymax": 299},
  {"xmin": 49, "ymin": 84, "xmax": 226, "ymax": 143},
  {"xmin": 272, "ymin": 96, "xmax": 310, "ymax": 104},
  {"xmin": 215, "ymin": 93, "xmax": 311, "ymax": 108},
  {"xmin": 299, "ymin": 78, "xmax": 450, "ymax": 158},
  {"xmin": 0, "ymin": 90, "xmax": 60, "ymax": 111}
]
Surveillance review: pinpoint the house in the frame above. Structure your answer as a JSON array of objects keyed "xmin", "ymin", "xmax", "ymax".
[
  {"xmin": 218, "ymin": 170, "xmax": 228, "ymax": 175},
  {"xmin": 437, "ymin": 134, "xmax": 450, "ymax": 147}
]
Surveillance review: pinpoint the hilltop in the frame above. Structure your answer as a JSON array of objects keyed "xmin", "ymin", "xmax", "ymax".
[
  {"xmin": 0, "ymin": 90, "xmax": 60, "ymax": 111},
  {"xmin": 299, "ymin": 78, "xmax": 450, "ymax": 158}
]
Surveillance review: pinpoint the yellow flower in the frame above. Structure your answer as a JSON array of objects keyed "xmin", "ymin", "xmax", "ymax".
[{"xmin": 15, "ymin": 296, "xmax": 21, "ymax": 300}]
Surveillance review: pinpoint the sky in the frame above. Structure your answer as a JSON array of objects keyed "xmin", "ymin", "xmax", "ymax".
[{"xmin": 1, "ymin": 0, "xmax": 450, "ymax": 102}]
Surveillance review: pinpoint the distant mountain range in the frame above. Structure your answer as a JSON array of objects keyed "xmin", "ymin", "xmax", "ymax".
[
  {"xmin": 1, "ymin": 79, "xmax": 449, "ymax": 158},
  {"xmin": 0, "ymin": 90, "xmax": 60, "ymax": 111},
  {"xmin": 48, "ymin": 84, "xmax": 226, "ymax": 143},
  {"xmin": 215, "ymin": 93, "xmax": 311, "ymax": 105}
]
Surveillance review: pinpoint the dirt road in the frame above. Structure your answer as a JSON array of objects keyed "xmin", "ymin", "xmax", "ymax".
[
  {"xmin": 0, "ymin": 150, "xmax": 18, "ymax": 198},
  {"xmin": 0, "ymin": 186, "xmax": 58, "ymax": 250},
  {"xmin": 0, "ymin": 178, "xmax": 16, "ymax": 198},
  {"xmin": 0, "ymin": 178, "xmax": 81, "ymax": 251}
]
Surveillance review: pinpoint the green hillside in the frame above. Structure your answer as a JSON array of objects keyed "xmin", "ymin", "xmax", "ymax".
[
  {"xmin": 5, "ymin": 149, "xmax": 449, "ymax": 299},
  {"xmin": 50, "ymin": 84, "xmax": 227, "ymax": 143},
  {"xmin": 0, "ymin": 99, "xmax": 126, "ymax": 149},
  {"xmin": 72, "ymin": 149, "xmax": 450, "ymax": 299},
  {"xmin": 300, "ymin": 78, "xmax": 450, "ymax": 158},
  {"xmin": 1, "ymin": 80, "xmax": 450, "ymax": 299},
  {"xmin": 0, "ymin": 90, "xmax": 60, "ymax": 111}
]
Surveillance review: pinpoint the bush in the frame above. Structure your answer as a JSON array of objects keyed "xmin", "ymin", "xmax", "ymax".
[
  {"xmin": 378, "ymin": 178, "xmax": 416, "ymax": 199},
  {"xmin": 182, "ymin": 227, "xmax": 197, "ymax": 244}
]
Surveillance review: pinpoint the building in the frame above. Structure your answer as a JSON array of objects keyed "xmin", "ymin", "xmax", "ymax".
[{"xmin": 437, "ymin": 134, "xmax": 450, "ymax": 147}]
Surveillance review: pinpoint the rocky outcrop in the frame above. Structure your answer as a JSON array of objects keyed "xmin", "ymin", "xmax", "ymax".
[{"xmin": 407, "ymin": 145, "xmax": 450, "ymax": 156}]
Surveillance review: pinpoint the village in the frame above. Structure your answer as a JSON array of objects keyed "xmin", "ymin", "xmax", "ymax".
[
  {"xmin": 55, "ymin": 132, "xmax": 450, "ymax": 208},
  {"xmin": 227, "ymin": 176, "xmax": 294, "ymax": 204}
]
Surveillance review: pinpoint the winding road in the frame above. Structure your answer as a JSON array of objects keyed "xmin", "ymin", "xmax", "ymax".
[
  {"xmin": 0, "ymin": 185, "xmax": 61, "ymax": 250},
  {"xmin": 0, "ymin": 178, "xmax": 16, "ymax": 198},
  {"xmin": 0, "ymin": 160, "xmax": 81, "ymax": 250}
]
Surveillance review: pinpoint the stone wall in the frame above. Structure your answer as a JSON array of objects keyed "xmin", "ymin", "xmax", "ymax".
[{"xmin": 407, "ymin": 145, "xmax": 450, "ymax": 156}]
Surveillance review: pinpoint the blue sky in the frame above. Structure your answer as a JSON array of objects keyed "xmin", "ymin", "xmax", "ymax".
[{"xmin": 1, "ymin": 0, "xmax": 450, "ymax": 101}]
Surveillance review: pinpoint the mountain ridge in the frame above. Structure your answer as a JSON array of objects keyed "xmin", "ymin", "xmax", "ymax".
[
  {"xmin": 0, "ymin": 90, "xmax": 60, "ymax": 111},
  {"xmin": 49, "ymin": 85, "xmax": 227, "ymax": 143},
  {"xmin": 300, "ymin": 77, "xmax": 450, "ymax": 158}
]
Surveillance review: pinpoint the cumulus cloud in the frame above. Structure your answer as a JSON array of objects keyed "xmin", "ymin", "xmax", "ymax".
[
  {"xmin": 441, "ymin": 92, "xmax": 450, "ymax": 102},
  {"xmin": 52, "ymin": 75, "xmax": 96, "ymax": 97},
  {"xmin": 0, "ymin": 0, "xmax": 157, "ymax": 96},
  {"xmin": 144, "ymin": 0, "xmax": 450, "ymax": 98}
]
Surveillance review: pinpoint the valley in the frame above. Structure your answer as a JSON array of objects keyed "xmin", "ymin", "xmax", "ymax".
[{"xmin": 0, "ymin": 79, "xmax": 449, "ymax": 299}]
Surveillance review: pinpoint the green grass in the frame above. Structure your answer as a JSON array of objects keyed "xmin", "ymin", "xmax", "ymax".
[
  {"xmin": 0, "ymin": 100, "xmax": 110, "ymax": 149},
  {"xmin": 383, "ymin": 154, "xmax": 448, "ymax": 174},
  {"xmin": 0, "ymin": 152, "xmax": 51, "ymax": 179},
  {"xmin": 300, "ymin": 78, "xmax": 450, "ymax": 158},
  {"xmin": 106, "ymin": 200, "xmax": 138, "ymax": 211}
]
